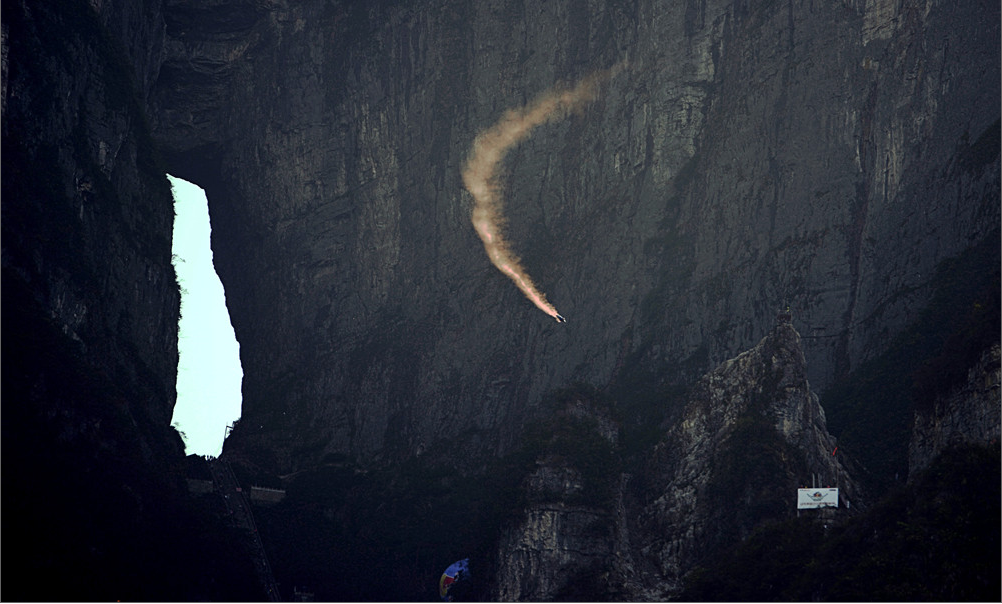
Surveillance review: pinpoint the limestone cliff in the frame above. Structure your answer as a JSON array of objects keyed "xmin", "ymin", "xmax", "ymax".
[
  {"xmin": 637, "ymin": 317, "xmax": 858, "ymax": 596},
  {"xmin": 909, "ymin": 343, "xmax": 1001, "ymax": 479},
  {"xmin": 490, "ymin": 319, "xmax": 857, "ymax": 600},
  {"xmin": 149, "ymin": 0, "xmax": 1000, "ymax": 473},
  {"xmin": 2, "ymin": 1, "xmax": 260, "ymax": 599},
  {"xmin": 3, "ymin": 0, "xmax": 999, "ymax": 600},
  {"xmin": 491, "ymin": 396, "xmax": 633, "ymax": 601},
  {"xmin": 3, "ymin": 0, "xmax": 179, "ymax": 458}
]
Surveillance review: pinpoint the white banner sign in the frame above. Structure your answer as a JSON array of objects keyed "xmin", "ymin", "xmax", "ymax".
[{"xmin": 797, "ymin": 487, "xmax": 839, "ymax": 509}]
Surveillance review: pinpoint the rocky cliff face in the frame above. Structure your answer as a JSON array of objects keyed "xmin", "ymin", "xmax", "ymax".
[
  {"xmin": 149, "ymin": 0, "xmax": 1000, "ymax": 473},
  {"xmin": 4, "ymin": 0, "xmax": 999, "ymax": 600},
  {"xmin": 637, "ymin": 318, "xmax": 857, "ymax": 596},
  {"xmin": 491, "ymin": 397, "xmax": 634, "ymax": 601},
  {"xmin": 490, "ymin": 319, "xmax": 857, "ymax": 600},
  {"xmin": 3, "ymin": 0, "xmax": 179, "ymax": 453},
  {"xmin": 2, "ymin": 0, "xmax": 172, "ymax": 598},
  {"xmin": 909, "ymin": 343, "xmax": 1001, "ymax": 479},
  {"xmin": 2, "ymin": 1, "xmax": 262, "ymax": 599}
]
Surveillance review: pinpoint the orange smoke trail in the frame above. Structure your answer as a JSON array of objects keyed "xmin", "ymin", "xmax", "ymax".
[{"xmin": 462, "ymin": 64, "xmax": 623, "ymax": 322}]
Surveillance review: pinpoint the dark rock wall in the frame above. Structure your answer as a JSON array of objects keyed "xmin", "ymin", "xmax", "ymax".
[
  {"xmin": 909, "ymin": 343, "xmax": 1001, "ymax": 478},
  {"xmin": 150, "ymin": 0, "xmax": 999, "ymax": 472},
  {"xmin": 1, "ymin": 0, "xmax": 191, "ymax": 599},
  {"xmin": 1, "ymin": 2, "xmax": 273, "ymax": 600},
  {"xmin": 3, "ymin": 0, "xmax": 179, "ymax": 436},
  {"xmin": 666, "ymin": 0, "xmax": 1000, "ymax": 384},
  {"xmin": 492, "ymin": 399, "xmax": 630, "ymax": 601},
  {"xmin": 4, "ymin": 1, "xmax": 997, "ymax": 598},
  {"xmin": 638, "ymin": 320, "xmax": 858, "ymax": 595},
  {"xmin": 1, "ymin": 0, "xmax": 180, "ymax": 482},
  {"xmin": 3, "ymin": 1, "xmax": 997, "ymax": 599},
  {"xmin": 488, "ymin": 320, "xmax": 860, "ymax": 599}
]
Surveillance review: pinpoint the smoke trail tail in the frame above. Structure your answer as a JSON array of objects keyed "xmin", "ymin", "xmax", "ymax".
[{"xmin": 462, "ymin": 63, "xmax": 624, "ymax": 322}]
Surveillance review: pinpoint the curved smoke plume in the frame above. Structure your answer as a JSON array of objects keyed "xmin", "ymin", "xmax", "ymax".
[{"xmin": 462, "ymin": 64, "xmax": 624, "ymax": 322}]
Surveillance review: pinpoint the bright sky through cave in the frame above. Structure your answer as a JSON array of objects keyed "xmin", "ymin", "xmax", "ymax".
[{"xmin": 169, "ymin": 175, "xmax": 242, "ymax": 457}]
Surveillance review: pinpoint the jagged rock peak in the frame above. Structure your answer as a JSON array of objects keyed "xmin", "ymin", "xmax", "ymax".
[
  {"xmin": 640, "ymin": 318, "xmax": 857, "ymax": 595},
  {"xmin": 491, "ymin": 320, "xmax": 861, "ymax": 601}
]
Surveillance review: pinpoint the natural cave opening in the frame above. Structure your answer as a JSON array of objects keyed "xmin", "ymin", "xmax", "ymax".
[{"xmin": 169, "ymin": 175, "xmax": 243, "ymax": 457}]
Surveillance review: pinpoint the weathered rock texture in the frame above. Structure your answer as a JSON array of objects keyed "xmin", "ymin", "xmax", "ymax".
[
  {"xmin": 149, "ymin": 0, "xmax": 1000, "ymax": 473},
  {"xmin": 2, "ymin": 1, "xmax": 267, "ymax": 600},
  {"xmin": 637, "ymin": 318, "xmax": 857, "ymax": 595},
  {"xmin": 490, "ymin": 320, "xmax": 856, "ymax": 600},
  {"xmin": 909, "ymin": 343, "xmax": 1001, "ymax": 478},
  {"xmin": 3, "ymin": 0, "xmax": 999, "ymax": 599},
  {"xmin": 494, "ymin": 476, "xmax": 621, "ymax": 601},
  {"xmin": 3, "ymin": 0, "xmax": 180, "ymax": 455},
  {"xmin": 3, "ymin": 0, "xmax": 188, "ymax": 599},
  {"xmin": 492, "ymin": 399, "xmax": 636, "ymax": 601}
]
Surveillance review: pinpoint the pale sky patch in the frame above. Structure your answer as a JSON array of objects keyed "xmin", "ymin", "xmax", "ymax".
[{"xmin": 169, "ymin": 175, "xmax": 242, "ymax": 457}]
